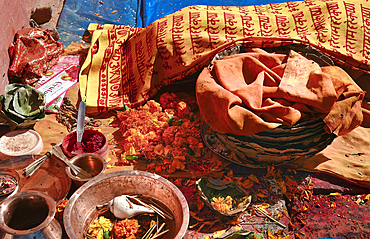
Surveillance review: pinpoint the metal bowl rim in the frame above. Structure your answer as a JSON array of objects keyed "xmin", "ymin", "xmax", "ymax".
[
  {"xmin": 63, "ymin": 170, "xmax": 190, "ymax": 239},
  {"xmin": 65, "ymin": 153, "xmax": 107, "ymax": 182},
  {"xmin": 0, "ymin": 190, "xmax": 56, "ymax": 235}
]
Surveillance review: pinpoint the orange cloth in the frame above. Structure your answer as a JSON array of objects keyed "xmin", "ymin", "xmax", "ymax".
[
  {"xmin": 292, "ymin": 125, "xmax": 370, "ymax": 189},
  {"xmin": 196, "ymin": 49, "xmax": 365, "ymax": 136}
]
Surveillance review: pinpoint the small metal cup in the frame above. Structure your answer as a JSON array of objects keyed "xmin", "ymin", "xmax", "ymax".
[{"xmin": 66, "ymin": 153, "xmax": 107, "ymax": 187}]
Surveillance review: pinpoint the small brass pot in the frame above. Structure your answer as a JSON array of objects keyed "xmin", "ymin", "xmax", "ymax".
[{"xmin": 0, "ymin": 190, "xmax": 62, "ymax": 239}]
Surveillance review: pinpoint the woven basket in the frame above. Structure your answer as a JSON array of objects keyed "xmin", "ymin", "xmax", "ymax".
[
  {"xmin": 200, "ymin": 45, "xmax": 336, "ymax": 167},
  {"xmin": 202, "ymin": 118, "xmax": 336, "ymax": 167}
]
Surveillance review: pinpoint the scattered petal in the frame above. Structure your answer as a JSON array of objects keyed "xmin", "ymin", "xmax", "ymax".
[
  {"xmin": 257, "ymin": 193, "xmax": 268, "ymax": 198},
  {"xmin": 330, "ymin": 192, "xmax": 341, "ymax": 196},
  {"xmin": 365, "ymin": 194, "xmax": 370, "ymax": 201},
  {"xmin": 213, "ymin": 229, "xmax": 226, "ymax": 238},
  {"xmin": 234, "ymin": 225, "xmax": 242, "ymax": 231},
  {"xmin": 248, "ymin": 174, "xmax": 260, "ymax": 184}
]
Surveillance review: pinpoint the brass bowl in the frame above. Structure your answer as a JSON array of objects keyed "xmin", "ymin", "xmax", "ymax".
[
  {"xmin": 63, "ymin": 170, "xmax": 189, "ymax": 239},
  {"xmin": 66, "ymin": 153, "xmax": 107, "ymax": 187}
]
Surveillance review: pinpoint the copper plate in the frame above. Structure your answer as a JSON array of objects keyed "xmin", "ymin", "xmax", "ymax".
[{"xmin": 0, "ymin": 155, "xmax": 71, "ymax": 205}]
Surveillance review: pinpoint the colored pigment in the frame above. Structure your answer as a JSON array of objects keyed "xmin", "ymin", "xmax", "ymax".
[
  {"xmin": 0, "ymin": 175, "xmax": 18, "ymax": 196},
  {"xmin": 71, "ymin": 134, "xmax": 104, "ymax": 154}
]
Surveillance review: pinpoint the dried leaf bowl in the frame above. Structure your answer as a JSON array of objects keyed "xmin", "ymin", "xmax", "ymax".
[{"xmin": 196, "ymin": 177, "xmax": 252, "ymax": 217}]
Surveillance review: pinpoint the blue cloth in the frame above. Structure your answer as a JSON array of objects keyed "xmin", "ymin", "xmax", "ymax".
[
  {"xmin": 57, "ymin": 0, "xmax": 291, "ymax": 47},
  {"xmin": 57, "ymin": 0, "xmax": 141, "ymax": 46}
]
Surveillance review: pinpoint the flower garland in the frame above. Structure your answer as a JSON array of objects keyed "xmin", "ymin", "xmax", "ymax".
[{"xmin": 116, "ymin": 92, "xmax": 206, "ymax": 173}]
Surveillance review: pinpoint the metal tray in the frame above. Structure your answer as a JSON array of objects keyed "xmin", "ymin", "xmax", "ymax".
[{"xmin": 0, "ymin": 155, "xmax": 71, "ymax": 205}]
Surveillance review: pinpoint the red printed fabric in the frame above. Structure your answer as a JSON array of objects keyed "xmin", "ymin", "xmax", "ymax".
[
  {"xmin": 8, "ymin": 28, "xmax": 64, "ymax": 85},
  {"xmin": 80, "ymin": 0, "xmax": 370, "ymax": 115}
]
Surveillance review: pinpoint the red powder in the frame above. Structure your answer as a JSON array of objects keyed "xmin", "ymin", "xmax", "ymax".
[{"xmin": 71, "ymin": 134, "xmax": 104, "ymax": 154}]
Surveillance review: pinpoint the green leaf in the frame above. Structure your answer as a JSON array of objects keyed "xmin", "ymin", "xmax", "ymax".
[
  {"xmin": 178, "ymin": 119, "xmax": 183, "ymax": 126},
  {"xmin": 126, "ymin": 155, "xmax": 138, "ymax": 160},
  {"xmin": 13, "ymin": 87, "xmax": 44, "ymax": 117},
  {"xmin": 167, "ymin": 115, "xmax": 174, "ymax": 125},
  {"xmin": 0, "ymin": 84, "xmax": 45, "ymax": 129},
  {"xmin": 189, "ymin": 114, "xmax": 194, "ymax": 122}
]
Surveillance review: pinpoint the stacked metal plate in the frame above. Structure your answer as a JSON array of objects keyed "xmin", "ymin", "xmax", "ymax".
[{"xmin": 202, "ymin": 118, "xmax": 336, "ymax": 167}]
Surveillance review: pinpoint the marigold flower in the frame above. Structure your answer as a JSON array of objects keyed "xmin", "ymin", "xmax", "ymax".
[
  {"xmin": 211, "ymin": 196, "xmax": 234, "ymax": 213},
  {"xmin": 114, "ymin": 218, "xmax": 139, "ymax": 239},
  {"xmin": 115, "ymin": 92, "xmax": 202, "ymax": 173}
]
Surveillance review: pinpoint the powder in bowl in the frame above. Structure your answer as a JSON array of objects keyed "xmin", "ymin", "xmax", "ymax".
[
  {"xmin": 62, "ymin": 129, "xmax": 108, "ymax": 159},
  {"xmin": 0, "ymin": 129, "xmax": 43, "ymax": 160},
  {"xmin": 71, "ymin": 134, "xmax": 104, "ymax": 154}
]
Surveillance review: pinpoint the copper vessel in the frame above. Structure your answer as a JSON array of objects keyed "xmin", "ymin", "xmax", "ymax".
[
  {"xmin": 66, "ymin": 153, "xmax": 107, "ymax": 187},
  {"xmin": 0, "ymin": 190, "xmax": 62, "ymax": 239},
  {"xmin": 64, "ymin": 170, "xmax": 189, "ymax": 239}
]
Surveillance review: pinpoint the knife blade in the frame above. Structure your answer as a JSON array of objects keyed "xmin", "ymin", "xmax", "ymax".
[{"xmin": 76, "ymin": 101, "xmax": 86, "ymax": 144}]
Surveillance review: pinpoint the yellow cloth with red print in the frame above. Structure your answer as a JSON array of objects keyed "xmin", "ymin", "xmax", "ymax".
[
  {"xmin": 80, "ymin": 0, "xmax": 370, "ymax": 114},
  {"xmin": 79, "ymin": 0, "xmax": 370, "ymax": 188}
]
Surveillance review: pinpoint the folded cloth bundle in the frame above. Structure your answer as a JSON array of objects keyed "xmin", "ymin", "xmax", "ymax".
[
  {"xmin": 8, "ymin": 28, "xmax": 64, "ymax": 85},
  {"xmin": 196, "ymin": 49, "xmax": 365, "ymax": 137}
]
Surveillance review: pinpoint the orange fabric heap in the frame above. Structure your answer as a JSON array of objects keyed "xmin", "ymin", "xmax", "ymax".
[{"xmin": 196, "ymin": 49, "xmax": 365, "ymax": 136}]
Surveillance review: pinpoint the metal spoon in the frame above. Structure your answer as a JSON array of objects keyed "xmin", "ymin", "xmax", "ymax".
[
  {"xmin": 52, "ymin": 145, "xmax": 93, "ymax": 179},
  {"xmin": 76, "ymin": 101, "xmax": 86, "ymax": 154}
]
